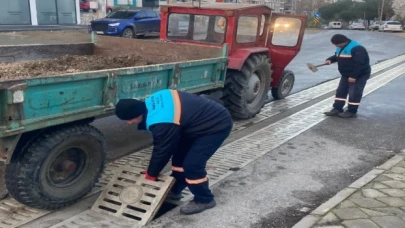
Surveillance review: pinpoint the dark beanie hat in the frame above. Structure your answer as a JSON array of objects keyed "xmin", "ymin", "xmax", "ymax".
[
  {"xmin": 331, "ymin": 34, "xmax": 350, "ymax": 45},
  {"xmin": 115, "ymin": 99, "xmax": 147, "ymax": 120}
]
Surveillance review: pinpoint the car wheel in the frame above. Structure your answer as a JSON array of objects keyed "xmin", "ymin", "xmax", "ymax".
[{"xmin": 121, "ymin": 28, "xmax": 135, "ymax": 39}]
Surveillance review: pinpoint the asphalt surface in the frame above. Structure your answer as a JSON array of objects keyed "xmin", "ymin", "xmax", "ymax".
[
  {"xmin": 12, "ymin": 29, "xmax": 405, "ymax": 228},
  {"xmin": 147, "ymin": 73, "xmax": 405, "ymax": 228},
  {"xmin": 92, "ymin": 30, "xmax": 405, "ymax": 162}
]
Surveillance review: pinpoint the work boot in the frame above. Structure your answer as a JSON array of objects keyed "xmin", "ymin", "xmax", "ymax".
[
  {"xmin": 323, "ymin": 108, "xmax": 342, "ymax": 116},
  {"xmin": 338, "ymin": 111, "xmax": 357, "ymax": 118},
  {"xmin": 180, "ymin": 199, "xmax": 216, "ymax": 215},
  {"xmin": 166, "ymin": 191, "xmax": 182, "ymax": 201}
]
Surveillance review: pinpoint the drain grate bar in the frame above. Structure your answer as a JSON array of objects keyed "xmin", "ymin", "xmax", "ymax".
[{"xmin": 90, "ymin": 166, "xmax": 174, "ymax": 227}]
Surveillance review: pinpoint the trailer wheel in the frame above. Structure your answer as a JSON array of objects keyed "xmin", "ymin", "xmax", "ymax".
[
  {"xmin": 223, "ymin": 54, "xmax": 272, "ymax": 119},
  {"xmin": 271, "ymin": 70, "xmax": 295, "ymax": 100},
  {"xmin": 5, "ymin": 124, "xmax": 106, "ymax": 210}
]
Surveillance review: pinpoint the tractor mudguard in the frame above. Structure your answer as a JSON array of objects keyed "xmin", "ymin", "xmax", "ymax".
[{"xmin": 227, "ymin": 47, "xmax": 269, "ymax": 71}]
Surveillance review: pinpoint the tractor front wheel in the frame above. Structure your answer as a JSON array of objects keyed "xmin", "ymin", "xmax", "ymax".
[
  {"xmin": 5, "ymin": 124, "xmax": 106, "ymax": 210},
  {"xmin": 223, "ymin": 54, "xmax": 272, "ymax": 119},
  {"xmin": 271, "ymin": 70, "xmax": 295, "ymax": 100}
]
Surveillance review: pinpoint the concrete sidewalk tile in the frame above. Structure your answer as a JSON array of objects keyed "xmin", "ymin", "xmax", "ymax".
[
  {"xmin": 371, "ymin": 216, "xmax": 405, "ymax": 228},
  {"xmin": 372, "ymin": 182, "xmax": 389, "ymax": 189},
  {"xmin": 379, "ymin": 188, "xmax": 405, "ymax": 197},
  {"xmin": 376, "ymin": 197, "xmax": 405, "ymax": 207},
  {"xmin": 396, "ymin": 161, "xmax": 405, "ymax": 168},
  {"xmin": 317, "ymin": 212, "xmax": 340, "ymax": 225},
  {"xmin": 342, "ymin": 219, "xmax": 380, "ymax": 228},
  {"xmin": 362, "ymin": 189, "xmax": 388, "ymax": 198},
  {"xmin": 351, "ymin": 198, "xmax": 387, "ymax": 208},
  {"xmin": 333, "ymin": 208, "xmax": 368, "ymax": 220},
  {"xmin": 381, "ymin": 180, "xmax": 405, "ymax": 188},
  {"xmin": 292, "ymin": 215, "xmax": 320, "ymax": 228},
  {"xmin": 315, "ymin": 226, "xmax": 344, "ymax": 228},
  {"xmin": 383, "ymin": 173, "xmax": 405, "ymax": 181},
  {"xmin": 349, "ymin": 169, "xmax": 385, "ymax": 189},
  {"xmin": 374, "ymin": 175, "xmax": 394, "ymax": 182},
  {"xmin": 311, "ymin": 188, "xmax": 357, "ymax": 216},
  {"xmin": 360, "ymin": 208, "xmax": 390, "ymax": 217},
  {"xmin": 391, "ymin": 167, "xmax": 405, "ymax": 174},
  {"xmin": 374, "ymin": 207, "xmax": 405, "ymax": 217},
  {"xmin": 377, "ymin": 155, "xmax": 404, "ymax": 170},
  {"xmin": 336, "ymin": 200, "xmax": 357, "ymax": 209}
]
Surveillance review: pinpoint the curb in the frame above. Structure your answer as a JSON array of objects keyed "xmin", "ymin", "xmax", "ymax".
[{"xmin": 292, "ymin": 154, "xmax": 405, "ymax": 228}]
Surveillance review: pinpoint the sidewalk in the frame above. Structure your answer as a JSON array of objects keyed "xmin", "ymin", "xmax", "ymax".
[
  {"xmin": 294, "ymin": 153, "xmax": 405, "ymax": 228},
  {"xmin": 0, "ymin": 25, "xmax": 88, "ymax": 33}
]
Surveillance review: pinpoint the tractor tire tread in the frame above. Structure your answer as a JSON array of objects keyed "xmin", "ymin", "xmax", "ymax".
[
  {"xmin": 5, "ymin": 124, "xmax": 106, "ymax": 210},
  {"xmin": 223, "ymin": 54, "xmax": 272, "ymax": 119}
]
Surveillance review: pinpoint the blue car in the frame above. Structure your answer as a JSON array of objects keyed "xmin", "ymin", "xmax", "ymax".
[{"xmin": 89, "ymin": 10, "xmax": 161, "ymax": 38}]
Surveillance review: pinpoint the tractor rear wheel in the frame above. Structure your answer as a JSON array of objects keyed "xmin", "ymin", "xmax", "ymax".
[
  {"xmin": 271, "ymin": 70, "xmax": 295, "ymax": 100},
  {"xmin": 223, "ymin": 54, "xmax": 272, "ymax": 119},
  {"xmin": 5, "ymin": 124, "xmax": 106, "ymax": 210}
]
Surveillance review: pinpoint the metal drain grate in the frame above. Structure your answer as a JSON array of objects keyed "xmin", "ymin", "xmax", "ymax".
[
  {"xmin": 2, "ymin": 55, "xmax": 405, "ymax": 228},
  {"xmin": 50, "ymin": 210, "xmax": 134, "ymax": 228},
  {"xmin": 91, "ymin": 166, "xmax": 175, "ymax": 226},
  {"xmin": 0, "ymin": 199, "xmax": 48, "ymax": 228}
]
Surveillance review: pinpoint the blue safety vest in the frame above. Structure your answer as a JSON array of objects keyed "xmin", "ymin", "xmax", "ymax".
[
  {"xmin": 335, "ymin": 40, "xmax": 361, "ymax": 58},
  {"xmin": 145, "ymin": 89, "xmax": 182, "ymax": 131}
]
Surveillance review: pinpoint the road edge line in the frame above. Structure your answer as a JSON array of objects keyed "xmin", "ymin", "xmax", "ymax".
[{"xmin": 292, "ymin": 154, "xmax": 405, "ymax": 228}]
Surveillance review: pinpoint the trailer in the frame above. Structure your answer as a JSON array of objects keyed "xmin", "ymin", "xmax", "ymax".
[
  {"xmin": 0, "ymin": 34, "xmax": 228, "ymax": 210},
  {"xmin": 0, "ymin": 3, "xmax": 306, "ymax": 210}
]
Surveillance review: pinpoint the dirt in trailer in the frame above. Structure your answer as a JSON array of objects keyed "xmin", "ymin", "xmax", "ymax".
[{"xmin": 0, "ymin": 54, "xmax": 149, "ymax": 80}]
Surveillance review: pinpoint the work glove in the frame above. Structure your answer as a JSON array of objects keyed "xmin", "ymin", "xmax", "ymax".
[{"xmin": 141, "ymin": 170, "xmax": 157, "ymax": 181}]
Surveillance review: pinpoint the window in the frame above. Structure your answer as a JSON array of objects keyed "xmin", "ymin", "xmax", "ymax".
[
  {"xmin": 136, "ymin": 11, "xmax": 146, "ymax": 19},
  {"xmin": 146, "ymin": 11, "xmax": 157, "ymax": 18},
  {"xmin": 260, "ymin": 15, "xmax": 266, "ymax": 36},
  {"xmin": 0, "ymin": 0, "xmax": 31, "ymax": 25},
  {"xmin": 271, "ymin": 17, "xmax": 301, "ymax": 47},
  {"xmin": 107, "ymin": 11, "xmax": 137, "ymax": 19},
  {"xmin": 167, "ymin": 13, "xmax": 226, "ymax": 44},
  {"xmin": 387, "ymin": 21, "xmax": 401, "ymax": 25},
  {"xmin": 236, "ymin": 16, "xmax": 258, "ymax": 43}
]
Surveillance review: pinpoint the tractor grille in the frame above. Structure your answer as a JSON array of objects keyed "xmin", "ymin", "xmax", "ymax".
[{"xmin": 91, "ymin": 23, "xmax": 108, "ymax": 31}]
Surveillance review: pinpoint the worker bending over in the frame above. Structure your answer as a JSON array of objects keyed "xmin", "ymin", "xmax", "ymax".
[
  {"xmin": 115, "ymin": 89, "xmax": 233, "ymax": 215},
  {"xmin": 324, "ymin": 34, "xmax": 371, "ymax": 118}
]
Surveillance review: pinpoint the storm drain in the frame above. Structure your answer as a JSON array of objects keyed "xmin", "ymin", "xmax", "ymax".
[
  {"xmin": 91, "ymin": 166, "xmax": 175, "ymax": 226},
  {"xmin": 1, "ymin": 55, "xmax": 404, "ymax": 228}
]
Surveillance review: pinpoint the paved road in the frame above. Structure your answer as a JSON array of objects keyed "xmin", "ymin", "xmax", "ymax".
[
  {"xmin": 94, "ymin": 30, "xmax": 405, "ymax": 162},
  {"xmin": 3, "ymin": 30, "xmax": 405, "ymax": 228},
  {"xmin": 143, "ymin": 68, "xmax": 405, "ymax": 228}
]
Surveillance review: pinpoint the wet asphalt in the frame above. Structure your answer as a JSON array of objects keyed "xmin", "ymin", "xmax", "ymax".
[
  {"xmin": 146, "ymin": 53, "xmax": 405, "ymax": 228},
  {"xmin": 93, "ymin": 30, "xmax": 405, "ymax": 162},
  {"xmin": 15, "ymin": 29, "xmax": 405, "ymax": 228}
]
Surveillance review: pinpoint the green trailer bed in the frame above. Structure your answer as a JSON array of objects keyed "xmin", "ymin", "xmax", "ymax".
[
  {"xmin": 0, "ymin": 35, "xmax": 228, "ymax": 210},
  {"xmin": 0, "ymin": 34, "xmax": 227, "ymax": 144}
]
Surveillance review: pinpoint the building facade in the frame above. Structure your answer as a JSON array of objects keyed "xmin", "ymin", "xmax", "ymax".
[{"xmin": 0, "ymin": 0, "xmax": 81, "ymax": 25}]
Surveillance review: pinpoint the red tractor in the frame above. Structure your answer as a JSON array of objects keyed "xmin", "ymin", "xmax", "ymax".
[{"xmin": 160, "ymin": 3, "xmax": 306, "ymax": 119}]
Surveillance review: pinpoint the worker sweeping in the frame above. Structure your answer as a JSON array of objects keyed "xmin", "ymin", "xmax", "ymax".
[
  {"xmin": 114, "ymin": 89, "xmax": 233, "ymax": 215},
  {"xmin": 323, "ymin": 34, "xmax": 371, "ymax": 118}
]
